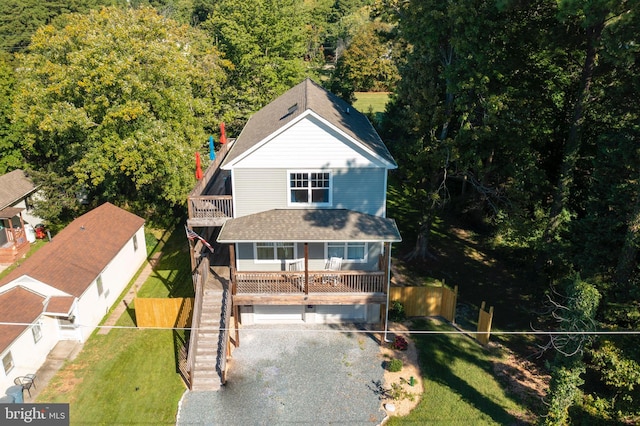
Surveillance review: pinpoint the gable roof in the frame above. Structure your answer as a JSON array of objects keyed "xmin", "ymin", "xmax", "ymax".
[
  {"xmin": 221, "ymin": 78, "xmax": 396, "ymax": 168},
  {"xmin": 0, "ymin": 203, "xmax": 145, "ymax": 298},
  {"xmin": 0, "ymin": 169, "xmax": 39, "ymax": 209},
  {"xmin": 218, "ymin": 209, "xmax": 402, "ymax": 243},
  {"xmin": 0, "ymin": 286, "xmax": 45, "ymax": 353}
]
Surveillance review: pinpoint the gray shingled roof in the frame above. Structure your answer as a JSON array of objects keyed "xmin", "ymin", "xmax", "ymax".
[
  {"xmin": 217, "ymin": 209, "xmax": 401, "ymax": 243},
  {"xmin": 221, "ymin": 78, "xmax": 396, "ymax": 168},
  {"xmin": 0, "ymin": 169, "xmax": 38, "ymax": 209}
]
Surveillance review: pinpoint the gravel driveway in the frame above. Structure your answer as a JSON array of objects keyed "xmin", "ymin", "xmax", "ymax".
[{"xmin": 176, "ymin": 324, "xmax": 387, "ymax": 425}]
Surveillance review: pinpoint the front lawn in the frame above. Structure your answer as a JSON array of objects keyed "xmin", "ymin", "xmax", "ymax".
[
  {"xmin": 387, "ymin": 318, "xmax": 534, "ymax": 425},
  {"xmin": 36, "ymin": 224, "xmax": 191, "ymax": 424}
]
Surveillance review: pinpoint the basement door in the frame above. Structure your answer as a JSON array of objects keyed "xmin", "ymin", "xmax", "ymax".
[
  {"xmin": 315, "ymin": 305, "xmax": 367, "ymax": 322},
  {"xmin": 252, "ymin": 305, "xmax": 305, "ymax": 324}
]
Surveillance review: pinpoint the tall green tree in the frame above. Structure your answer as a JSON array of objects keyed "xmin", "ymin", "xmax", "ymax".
[
  {"xmin": 205, "ymin": 0, "xmax": 309, "ymax": 126},
  {"xmin": 329, "ymin": 20, "xmax": 398, "ymax": 102},
  {"xmin": 0, "ymin": 53, "xmax": 23, "ymax": 173},
  {"xmin": 13, "ymin": 6, "xmax": 229, "ymax": 224},
  {"xmin": 0, "ymin": 0, "xmax": 124, "ymax": 53}
]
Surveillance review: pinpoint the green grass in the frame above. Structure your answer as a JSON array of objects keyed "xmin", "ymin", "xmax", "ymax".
[
  {"xmin": 353, "ymin": 92, "xmax": 390, "ymax": 114},
  {"xmin": 387, "ymin": 318, "xmax": 533, "ymax": 425},
  {"xmin": 35, "ymin": 224, "xmax": 192, "ymax": 424},
  {"xmin": 137, "ymin": 224, "xmax": 194, "ymax": 298}
]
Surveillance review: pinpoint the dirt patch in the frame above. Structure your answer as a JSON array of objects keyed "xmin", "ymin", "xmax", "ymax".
[
  {"xmin": 379, "ymin": 323, "xmax": 423, "ymax": 417},
  {"xmin": 490, "ymin": 342, "xmax": 550, "ymax": 420}
]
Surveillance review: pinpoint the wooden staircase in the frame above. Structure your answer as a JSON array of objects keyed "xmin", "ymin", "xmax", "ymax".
[{"xmin": 188, "ymin": 265, "xmax": 232, "ymax": 391}]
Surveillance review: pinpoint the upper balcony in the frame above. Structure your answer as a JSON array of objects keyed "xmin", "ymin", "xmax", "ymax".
[{"xmin": 187, "ymin": 141, "xmax": 235, "ymax": 228}]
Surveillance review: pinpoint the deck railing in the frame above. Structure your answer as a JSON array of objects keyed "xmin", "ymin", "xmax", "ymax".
[
  {"xmin": 188, "ymin": 196, "xmax": 233, "ymax": 221},
  {"xmin": 235, "ymin": 270, "xmax": 386, "ymax": 294}
]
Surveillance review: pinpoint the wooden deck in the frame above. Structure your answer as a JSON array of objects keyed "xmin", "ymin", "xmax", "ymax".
[{"xmin": 232, "ymin": 270, "xmax": 387, "ymax": 305}]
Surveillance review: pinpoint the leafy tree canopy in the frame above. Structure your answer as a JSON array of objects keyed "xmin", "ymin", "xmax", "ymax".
[
  {"xmin": 13, "ymin": 6, "xmax": 229, "ymax": 224},
  {"xmin": 0, "ymin": 0, "xmax": 124, "ymax": 53},
  {"xmin": 205, "ymin": 0, "xmax": 310, "ymax": 127}
]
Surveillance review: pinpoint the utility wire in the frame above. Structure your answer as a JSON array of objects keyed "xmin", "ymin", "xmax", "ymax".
[{"xmin": 1, "ymin": 321, "xmax": 640, "ymax": 335}]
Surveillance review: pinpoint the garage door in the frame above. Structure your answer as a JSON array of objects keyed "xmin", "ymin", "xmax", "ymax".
[
  {"xmin": 316, "ymin": 305, "xmax": 367, "ymax": 322},
  {"xmin": 253, "ymin": 305, "xmax": 305, "ymax": 324}
]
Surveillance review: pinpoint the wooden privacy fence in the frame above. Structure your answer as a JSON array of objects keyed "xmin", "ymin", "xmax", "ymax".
[
  {"xmin": 389, "ymin": 285, "xmax": 458, "ymax": 322},
  {"xmin": 476, "ymin": 301, "xmax": 494, "ymax": 345},
  {"xmin": 135, "ymin": 298, "xmax": 194, "ymax": 328}
]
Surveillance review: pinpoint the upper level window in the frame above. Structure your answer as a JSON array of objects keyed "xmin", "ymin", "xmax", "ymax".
[
  {"xmin": 289, "ymin": 171, "xmax": 331, "ymax": 206},
  {"xmin": 327, "ymin": 242, "xmax": 367, "ymax": 262},
  {"xmin": 133, "ymin": 234, "xmax": 138, "ymax": 252},
  {"xmin": 256, "ymin": 242, "xmax": 296, "ymax": 262}
]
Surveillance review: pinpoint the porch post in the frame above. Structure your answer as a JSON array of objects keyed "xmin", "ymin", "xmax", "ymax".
[
  {"xmin": 304, "ymin": 243, "xmax": 309, "ymax": 294},
  {"xmin": 228, "ymin": 243, "xmax": 239, "ymax": 346},
  {"xmin": 383, "ymin": 242, "xmax": 392, "ymax": 343}
]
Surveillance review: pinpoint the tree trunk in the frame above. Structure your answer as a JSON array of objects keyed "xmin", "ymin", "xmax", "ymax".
[
  {"xmin": 543, "ymin": 21, "xmax": 604, "ymax": 244},
  {"xmin": 616, "ymin": 183, "xmax": 640, "ymax": 284}
]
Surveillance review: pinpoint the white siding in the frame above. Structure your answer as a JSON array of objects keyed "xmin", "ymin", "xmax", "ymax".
[
  {"xmin": 76, "ymin": 226, "xmax": 147, "ymax": 341},
  {"xmin": 333, "ymin": 168, "xmax": 386, "ymax": 216},
  {"xmin": 233, "ymin": 169, "xmax": 287, "ymax": 217},
  {"xmin": 0, "ymin": 316, "xmax": 58, "ymax": 392},
  {"xmin": 233, "ymin": 116, "xmax": 387, "ymax": 170},
  {"xmin": 233, "ymin": 167, "xmax": 388, "ymax": 217}
]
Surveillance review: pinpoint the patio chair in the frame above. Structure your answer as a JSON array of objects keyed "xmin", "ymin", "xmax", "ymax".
[
  {"xmin": 287, "ymin": 258, "xmax": 305, "ymax": 288},
  {"xmin": 322, "ymin": 257, "xmax": 342, "ymax": 286},
  {"xmin": 14, "ymin": 376, "xmax": 35, "ymax": 397}
]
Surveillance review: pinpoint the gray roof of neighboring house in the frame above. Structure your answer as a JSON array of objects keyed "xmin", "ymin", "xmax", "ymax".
[
  {"xmin": 221, "ymin": 78, "xmax": 396, "ymax": 168},
  {"xmin": 217, "ymin": 209, "xmax": 402, "ymax": 243},
  {"xmin": 0, "ymin": 203, "xmax": 144, "ymax": 298},
  {"xmin": 0, "ymin": 169, "xmax": 38, "ymax": 209}
]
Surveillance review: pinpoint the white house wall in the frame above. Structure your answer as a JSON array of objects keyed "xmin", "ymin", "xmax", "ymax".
[
  {"xmin": 233, "ymin": 115, "xmax": 386, "ymax": 170},
  {"xmin": 0, "ymin": 315, "xmax": 58, "ymax": 392},
  {"xmin": 75, "ymin": 226, "xmax": 147, "ymax": 341}
]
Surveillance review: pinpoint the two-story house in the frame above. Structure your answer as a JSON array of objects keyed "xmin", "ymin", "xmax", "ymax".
[{"xmin": 188, "ymin": 78, "xmax": 400, "ymax": 325}]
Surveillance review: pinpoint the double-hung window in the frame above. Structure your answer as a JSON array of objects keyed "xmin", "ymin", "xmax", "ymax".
[
  {"xmin": 327, "ymin": 242, "xmax": 367, "ymax": 262},
  {"xmin": 2, "ymin": 352, "xmax": 14, "ymax": 374},
  {"xmin": 256, "ymin": 242, "xmax": 296, "ymax": 262},
  {"xmin": 289, "ymin": 171, "xmax": 331, "ymax": 206},
  {"xmin": 32, "ymin": 321, "xmax": 42, "ymax": 343}
]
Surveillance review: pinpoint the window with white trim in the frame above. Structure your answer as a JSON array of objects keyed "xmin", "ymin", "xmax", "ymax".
[
  {"xmin": 289, "ymin": 171, "xmax": 331, "ymax": 206},
  {"xmin": 327, "ymin": 242, "xmax": 367, "ymax": 262},
  {"xmin": 2, "ymin": 352, "xmax": 14, "ymax": 375},
  {"xmin": 97, "ymin": 275, "xmax": 104, "ymax": 296},
  {"xmin": 32, "ymin": 322, "xmax": 42, "ymax": 343},
  {"xmin": 256, "ymin": 242, "xmax": 296, "ymax": 261}
]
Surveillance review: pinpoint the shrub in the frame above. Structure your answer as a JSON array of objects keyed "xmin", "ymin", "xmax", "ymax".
[
  {"xmin": 389, "ymin": 300, "xmax": 406, "ymax": 322},
  {"xmin": 387, "ymin": 358, "xmax": 403, "ymax": 372},
  {"xmin": 393, "ymin": 335, "xmax": 408, "ymax": 351}
]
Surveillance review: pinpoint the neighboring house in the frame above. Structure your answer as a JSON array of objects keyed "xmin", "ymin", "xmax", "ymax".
[
  {"xmin": 0, "ymin": 169, "xmax": 43, "ymax": 265},
  {"xmin": 187, "ymin": 78, "xmax": 401, "ymax": 326},
  {"xmin": 0, "ymin": 202, "xmax": 146, "ymax": 391}
]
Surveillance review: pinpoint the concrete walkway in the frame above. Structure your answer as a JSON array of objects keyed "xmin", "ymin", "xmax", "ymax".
[
  {"xmin": 98, "ymin": 253, "xmax": 160, "ymax": 334},
  {"xmin": 23, "ymin": 340, "xmax": 83, "ymax": 403}
]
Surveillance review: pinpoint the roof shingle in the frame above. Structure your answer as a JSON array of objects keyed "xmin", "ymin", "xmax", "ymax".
[
  {"xmin": 217, "ymin": 209, "xmax": 401, "ymax": 243},
  {"xmin": 221, "ymin": 78, "xmax": 396, "ymax": 168},
  {"xmin": 0, "ymin": 169, "xmax": 38, "ymax": 209},
  {"xmin": 0, "ymin": 203, "xmax": 145, "ymax": 298},
  {"xmin": 0, "ymin": 287, "xmax": 45, "ymax": 353}
]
